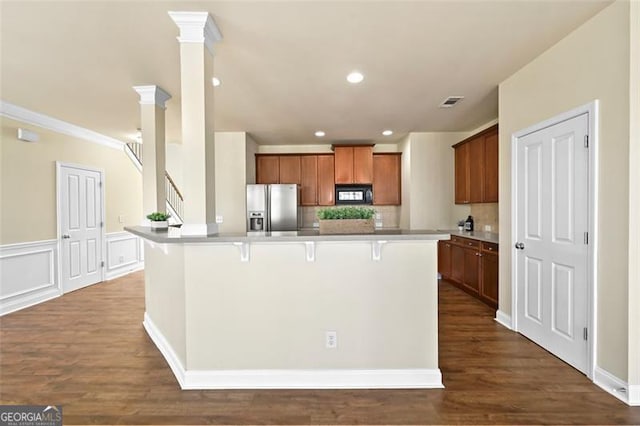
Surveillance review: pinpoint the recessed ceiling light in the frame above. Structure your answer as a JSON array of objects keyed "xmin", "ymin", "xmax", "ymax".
[
  {"xmin": 315, "ymin": 131, "xmax": 325, "ymax": 137},
  {"xmin": 346, "ymin": 71, "xmax": 364, "ymax": 84},
  {"xmin": 382, "ymin": 130, "xmax": 393, "ymax": 136},
  {"xmin": 212, "ymin": 77, "xmax": 221, "ymax": 87}
]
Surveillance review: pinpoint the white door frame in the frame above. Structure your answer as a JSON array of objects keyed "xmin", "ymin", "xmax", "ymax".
[
  {"xmin": 56, "ymin": 161, "xmax": 106, "ymax": 288},
  {"xmin": 510, "ymin": 100, "xmax": 599, "ymax": 379}
]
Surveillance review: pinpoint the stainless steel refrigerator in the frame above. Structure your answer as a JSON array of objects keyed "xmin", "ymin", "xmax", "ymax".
[{"xmin": 246, "ymin": 184, "xmax": 299, "ymax": 232}]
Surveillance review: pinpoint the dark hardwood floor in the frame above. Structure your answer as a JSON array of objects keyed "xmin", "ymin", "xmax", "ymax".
[{"xmin": 1, "ymin": 272, "xmax": 638, "ymax": 424}]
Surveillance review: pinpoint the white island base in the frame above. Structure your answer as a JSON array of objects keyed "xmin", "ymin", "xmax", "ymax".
[{"xmin": 128, "ymin": 227, "xmax": 447, "ymax": 390}]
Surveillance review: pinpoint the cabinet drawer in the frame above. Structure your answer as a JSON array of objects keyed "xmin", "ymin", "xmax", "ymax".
[
  {"xmin": 452, "ymin": 236, "xmax": 480, "ymax": 249},
  {"xmin": 482, "ymin": 242, "xmax": 499, "ymax": 253}
]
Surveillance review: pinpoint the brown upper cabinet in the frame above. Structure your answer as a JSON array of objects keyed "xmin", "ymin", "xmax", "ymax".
[
  {"xmin": 256, "ymin": 155, "xmax": 280, "ymax": 184},
  {"xmin": 300, "ymin": 156, "xmax": 317, "ymax": 206},
  {"xmin": 334, "ymin": 145, "xmax": 373, "ymax": 184},
  {"xmin": 256, "ymin": 154, "xmax": 335, "ymax": 206},
  {"xmin": 453, "ymin": 124, "xmax": 499, "ymax": 204},
  {"xmin": 373, "ymin": 153, "xmax": 401, "ymax": 205},
  {"xmin": 278, "ymin": 155, "xmax": 301, "ymax": 185},
  {"xmin": 317, "ymin": 155, "xmax": 335, "ymax": 206}
]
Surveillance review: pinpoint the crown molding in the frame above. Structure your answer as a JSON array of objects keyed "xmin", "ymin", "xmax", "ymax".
[
  {"xmin": 0, "ymin": 100, "xmax": 124, "ymax": 150},
  {"xmin": 168, "ymin": 11, "xmax": 223, "ymax": 56},
  {"xmin": 133, "ymin": 85, "xmax": 172, "ymax": 109}
]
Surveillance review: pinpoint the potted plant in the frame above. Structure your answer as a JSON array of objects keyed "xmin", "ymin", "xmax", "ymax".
[
  {"xmin": 317, "ymin": 206, "xmax": 376, "ymax": 234},
  {"xmin": 147, "ymin": 212, "xmax": 171, "ymax": 230}
]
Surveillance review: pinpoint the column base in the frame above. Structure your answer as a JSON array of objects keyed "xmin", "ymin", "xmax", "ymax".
[{"xmin": 180, "ymin": 223, "xmax": 219, "ymax": 236}]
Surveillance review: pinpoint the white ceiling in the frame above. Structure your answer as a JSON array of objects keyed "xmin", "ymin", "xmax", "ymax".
[{"xmin": 1, "ymin": 0, "xmax": 611, "ymax": 146}]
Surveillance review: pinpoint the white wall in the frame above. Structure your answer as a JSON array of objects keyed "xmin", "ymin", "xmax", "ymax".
[{"xmin": 499, "ymin": 0, "xmax": 633, "ymax": 382}]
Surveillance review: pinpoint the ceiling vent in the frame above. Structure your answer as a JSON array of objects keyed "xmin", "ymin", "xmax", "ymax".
[{"xmin": 439, "ymin": 96, "xmax": 464, "ymax": 108}]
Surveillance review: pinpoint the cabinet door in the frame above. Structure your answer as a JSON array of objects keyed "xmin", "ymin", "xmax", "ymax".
[
  {"xmin": 353, "ymin": 146, "xmax": 373, "ymax": 183},
  {"xmin": 454, "ymin": 143, "xmax": 469, "ymax": 204},
  {"xmin": 300, "ymin": 156, "xmax": 317, "ymax": 206},
  {"xmin": 438, "ymin": 241, "xmax": 452, "ymax": 279},
  {"xmin": 279, "ymin": 156, "xmax": 301, "ymax": 185},
  {"xmin": 451, "ymin": 244, "xmax": 465, "ymax": 283},
  {"xmin": 317, "ymin": 155, "xmax": 335, "ymax": 206},
  {"xmin": 468, "ymin": 137, "xmax": 484, "ymax": 203},
  {"xmin": 483, "ymin": 129, "xmax": 499, "ymax": 202},
  {"xmin": 480, "ymin": 252, "xmax": 499, "ymax": 308},
  {"xmin": 373, "ymin": 154, "xmax": 401, "ymax": 205},
  {"xmin": 256, "ymin": 156, "xmax": 279, "ymax": 184},
  {"xmin": 463, "ymin": 248, "xmax": 480, "ymax": 294},
  {"xmin": 334, "ymin": 147, "xmax": 353, "ymax": 184}
]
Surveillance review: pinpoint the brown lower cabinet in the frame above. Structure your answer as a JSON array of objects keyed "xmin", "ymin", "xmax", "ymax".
[{"xmin": 438, "ymin": 236, "xmax": 498, "ymax": 309}]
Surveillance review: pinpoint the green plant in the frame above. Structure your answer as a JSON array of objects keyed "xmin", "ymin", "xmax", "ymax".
[
  {"xmin": 317, "ymin": 206, "xmax": 375, "ymax": 220},
  {"xmin": 146, "ymin": 212, "xmax": 171, "ymax": 222}
]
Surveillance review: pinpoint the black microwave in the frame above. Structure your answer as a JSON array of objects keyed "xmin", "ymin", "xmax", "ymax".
[{"xmin": 335, "ymin": 184, "xmax": 373, "ymax": 205}]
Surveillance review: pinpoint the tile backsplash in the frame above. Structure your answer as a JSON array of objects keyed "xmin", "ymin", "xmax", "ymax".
[
  {"xmin": 301, "ymin": 206, "xmax": 400, "ymax": 229},
  {"xmin": 468, "ymin": 203, "xmax": 499, "ymax": 232}
]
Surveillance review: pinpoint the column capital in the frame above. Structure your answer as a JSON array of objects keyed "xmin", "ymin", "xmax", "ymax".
[
  {"xmin": 133, "ymin": 86, "xmax": 172, "ymax": 109},
  {"xmin": 168, "ymin": 11, "xmax": 223, "ymax": 56}
]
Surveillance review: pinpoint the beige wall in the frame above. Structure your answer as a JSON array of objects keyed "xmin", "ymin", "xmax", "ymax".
[
  {"xmin": 400, "ymin": 132, "xmax": 470, "ymax": 230},
  {"xmin": 0, "ymin": 117, "xmax": 142, "ymax": 244},
  {"xmin": 165, "ymin": 142, "xmax": 183, "ymax": 190},
  {"xmin": 257, "ymin": 143, "xmax": 399, "ymax": 154},
  {"xmin": 245, "ymin": 134, "xmax": 258, "ymax": 185},
  {"xmin": 214, "ymin": 132, "xmax": 250, "ymax": 233},
  {"xmin": 628, "ymin": 0, "xmax": 640, "ymax": 388},
  {"xmin": 499, "ymin": 0, "xmax": 632, "ymax": 380},
  {"xmin": 470, "ymin": 203, "xmax": 499, "ymax": 232}
]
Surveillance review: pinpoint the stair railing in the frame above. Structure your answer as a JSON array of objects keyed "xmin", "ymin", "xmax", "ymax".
[{"xmin": 125, "ymin": 142, "xmax": 183, "ymax": 222}]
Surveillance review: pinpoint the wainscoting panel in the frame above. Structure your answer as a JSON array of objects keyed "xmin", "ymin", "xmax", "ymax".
[
  {"xmin": 106, "ymin": 232, "xmax": 143, "ymax": 280},
  {"xmin": 0, "ymin": 240, "xmax": 61, "ymax": 316}
]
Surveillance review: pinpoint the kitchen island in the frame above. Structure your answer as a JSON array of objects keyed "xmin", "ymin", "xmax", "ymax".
[{"xmin": 126, "ymin": 226, "xmax": 449, "ymax": 390}]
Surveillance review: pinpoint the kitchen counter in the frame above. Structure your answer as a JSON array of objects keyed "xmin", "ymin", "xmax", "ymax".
[
  {"xmin": 125, "ymin": 226, "xmax": 449, "ymax": 244},
  {"xmin": 439, "ymin": 229, "xmax": 499, "ymax": 245}
]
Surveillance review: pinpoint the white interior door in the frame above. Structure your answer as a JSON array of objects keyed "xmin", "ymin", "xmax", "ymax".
[
  {"xmin": 58, "ymin": 163, "xmax": 104, "ymax": 293},
  {"xmin": 515, "ymin": 113, "xmax": 589, "ymax": 373}
]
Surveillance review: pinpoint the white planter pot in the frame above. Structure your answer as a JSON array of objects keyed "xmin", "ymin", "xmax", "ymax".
[{"xmin": 150, "ymin": 221, "xmax": 168, "ymax": 230}]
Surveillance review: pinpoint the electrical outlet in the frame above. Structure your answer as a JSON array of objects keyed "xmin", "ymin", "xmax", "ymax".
[
  {"xmin": 325, "ymin": 331, "xmax": 337, "ymax": 349},
  {"xmin": 484, "ymin": 225, "xmax": 492, "ymax": 232},
  {"xmin": 216, "ymin": 215, "xmax": 223, "ymax": 224},
  {"xmin": 118, "ymin": 215, "xmax": 125, "ymax": 224},
  {"xmin": 118, "ymin": 255, "xmax": 124, "ymax": 263}
]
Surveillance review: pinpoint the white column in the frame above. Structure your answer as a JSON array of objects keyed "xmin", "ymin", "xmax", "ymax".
[
  {"xmin": 169, "ymin": 11, "xmax": 222, "ymax": 235},
  {"xmin": 133, "ymin": 85, "xmax": 171, "ymax": 224}
]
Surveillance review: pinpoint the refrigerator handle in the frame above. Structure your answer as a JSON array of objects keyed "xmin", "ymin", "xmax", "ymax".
[{"xmin": 266, "ymin": 185, "xmax": 271, "ymax": 232}]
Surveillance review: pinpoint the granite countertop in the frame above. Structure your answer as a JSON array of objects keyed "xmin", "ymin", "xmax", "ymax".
[
  {"xmin": 439, "ymin": 229, "xmax": 499, "ymax": 245},
  {"xmin": 125, "ymin": 226, "xmax": 451, "ymax": 244}
]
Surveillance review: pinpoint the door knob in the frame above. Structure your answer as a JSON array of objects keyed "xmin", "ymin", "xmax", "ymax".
[
  {"xmin": 62, "ymin": 234, "xmax": 71, "ymax": 239},
  {"xmin": 515, "ymin": 242, "xmax": 525, "ymax": 250}
]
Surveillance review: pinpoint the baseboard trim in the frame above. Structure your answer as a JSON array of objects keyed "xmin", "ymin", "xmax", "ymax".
[
  {"xmin": 495, "ymin": 310, "xmax": 513, "ymax": 330},
  {"xmin": 629, "ymin": 385, "xmax": 640, "ymax": 406},
  {"xmin": 594, "ymin": 366, "xmax": 630, "ymax": 405},
  {"xmin": 142, "ymin": 312, "xmax": 187, "ymax": 388},
  {"xmin": 105, "ymin": 263, "xmax": 144, "ymax": 281},
  {"xmin": 143, "ymin": 312, "xmax": 444, "ymax": 390}
]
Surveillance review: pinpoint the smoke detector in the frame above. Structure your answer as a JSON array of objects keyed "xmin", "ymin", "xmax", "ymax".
[{"xmin": 439, "ymin": 96, "xmax": 464, "ymax": 108}]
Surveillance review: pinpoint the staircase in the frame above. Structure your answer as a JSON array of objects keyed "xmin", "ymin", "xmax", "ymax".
[{"xmin": 124, "ymin": 142, "xmax": 183, "ymax": 224}]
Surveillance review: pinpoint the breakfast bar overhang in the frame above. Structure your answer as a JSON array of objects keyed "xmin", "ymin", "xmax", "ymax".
[{"xmin": 126, "ymin": 227, "xmax": 449, "ymax": 390}]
